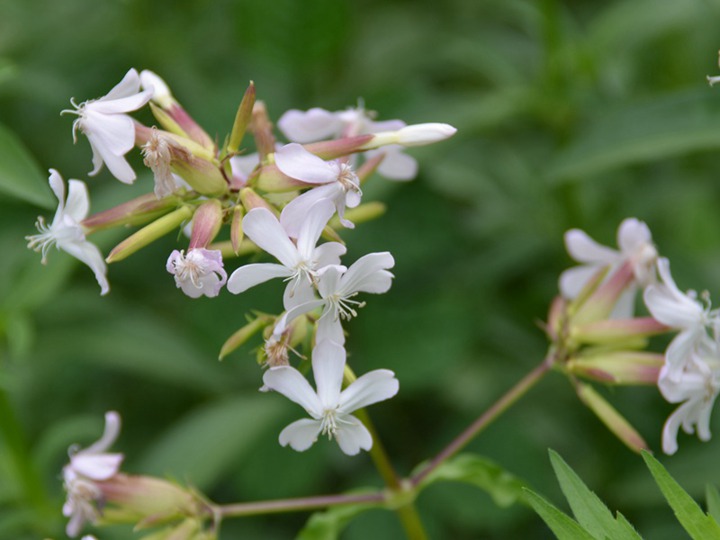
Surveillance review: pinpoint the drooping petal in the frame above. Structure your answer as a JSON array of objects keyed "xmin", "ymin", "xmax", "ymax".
[
  {"xmin": 60, "ymin": 240, "xmax": 110, "ymax": 296},
  {"xmin": 312, "ymin": 340, "xmax": 345, "ymax": 409},
  {"xmin": 278, "ymin": 108, "xmax": 344, "ymax": 143},
  {"xmin": 338, "ymin": 252, "xmax": 395, "ymax": 296},
  {"xmin": 295, "ymin": 199, "xmax": 336, "ymax": 260},
  {"xmin": 662, "ymin": 401, "xmax": 691, "ymax": 455},
  {"xmin": 278, "ymin": 418, "xmax": 323, "ymax": 451},
  {"xmin": 227, "ymin": 263, "xmax": 292, "ymax": 294},
  {"xmin": 334, "ymin": 415, "xmax": 373, "ymax": 455},
  {"xmin": 275, "ymin": 143, "xmax": 338, "ymax": 184},
  {"xmin": 564, "ymin": 229, "xmax": 620, "ymax": 265},
  {"xmin": 84, "ymin": 411, "xmax": 121, "ymax": 454},
  {"xmin": 263, "ymin": 366, "xmax": 323, "ymax": 417},
  {"xmin": 64, "ymin": 180, "xmax": 90, "ymax": 222},
  {"xmin": 48, "ymin": 169, "xmax": 67, "ymax": 216},
  {"xmin": 70, "ymin": 453, "xmax": 124, "ymax": 481},
  {"xmin": 372, "ymin": 148, "xmax": 418, "ymax": 181},
  {"xmin": 338, "ymin": 369, "xmax": 399, "ymax": 413},
  {"xmin": 242, "ymin": 208, "xmax": 300, "ymax": 268}
]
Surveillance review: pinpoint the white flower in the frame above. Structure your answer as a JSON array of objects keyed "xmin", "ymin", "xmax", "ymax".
[
  {"xmin": 26, "ymin": 170, "xmax": 109, "ymax": 295},
  {"xmin": 63, "ymin": 68, "xmax": 153, "ymax": 184},
  {"xmin": 277, "ymin": 106, "xmax": 418, "ymax": 181},
  {"xmin": 559, "ymin": 218, "xmax": 658, "ymax": 317},
  {"xmin": 644, "ymin": 258, "xmax": 719, "ymax": 381},
  {"xmin": 166, "ymin": 248, "xmax": 227, "ymax": 298},
  {"xmin": 659, "ymin": 355, "xmax": 720, "ymax": 455},
  {"xmin": 63, "ymin": 411, "xmax": 123, "ymax": 537},
  {"xmin": 262, "ymin": 340, "xmax": 399, "ymax": 455},
  {"xmin": 273, "ymin": 252, "xmax": 395, "ymax": 345},
  {"xmin": 275, "ymin": 143, "xmax": 362, "ymax": 236},
  {"xmin": 227, "ymin": 199, "xmax": 345, "ymax": 309}
]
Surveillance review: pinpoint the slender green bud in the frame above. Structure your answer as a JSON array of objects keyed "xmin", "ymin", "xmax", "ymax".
[
  {"xmin": 107, "ymin": 206, "xmax": 193, "ymax": 263},
  {"xmin": 230, "ymin": 205, "xmax": 244, "ymax": 254},
  {"xmin": 219, "ymin": 314, "xmax": 273, "ymax": 360},
  {"xmin": 83, "ymin": 194, "xmax": 181, "ymax": 231},
  {"xmin": 227, "ymin": 82, "xmax": 256, "ymax": 154},
  {"xmin": 571, "ymin": 316, "xmax": 669, "ymax": 345},
  {"xmin": 250, "ymin": 100, "xmax": 276, "ymax": 160}
]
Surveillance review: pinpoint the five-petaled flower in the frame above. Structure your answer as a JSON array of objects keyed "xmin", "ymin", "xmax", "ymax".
[
  {"xmin": 62, "ymin": 68, "xmax": 153, "ymax": 183},
  {"xmin": 167, "ymin": 248, "xmax": 228, "ymax": 298},
  {"xmin": 262, "ymin": 340, "xmax": 399, "ymax": 455},
  {"xmin": 63, "ymin": 411, "xmax": 124, "ymax": 537},
  {"xmin": 26, "ymin": 169, "xmax": 110, "ymax": 295}
]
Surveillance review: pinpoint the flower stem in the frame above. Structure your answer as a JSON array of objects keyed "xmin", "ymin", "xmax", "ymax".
[
  {"xmin": 216, "ymin": 491, "xmax": 384, "ymax": 518},
  {"xmin": 411, "ymin": 354, "xmax": 554, "ymax": 486}
]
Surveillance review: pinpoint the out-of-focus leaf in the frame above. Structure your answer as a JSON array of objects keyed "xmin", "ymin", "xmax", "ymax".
[
  {"xmin": 642, "ymin": 451, "xmax": 720, "ymax": 539},
  {"xmin": 416, "ymin": 453, "xmax": 526, "ymax": 507},
  {"xmin": 707, "ymin": 485, "xmax": 720, "ymax": 524},
  {"xmin": 297, "ymin": 492, "xmax": 380, "ymax": 540},
  {"xmin": 548, "ymin": 91, "xmax": 720, "ymax": 183},
  {"xmin": 0, "ymin": 124, "xmax": 53, "ymax": 209},
  {"xmin": 549, "ymin": 450, "xmax": 640, "ymax": 540},
  {"xmin": 137, "ymin": 396, "xmax": 285, "ymax": 489},
  {"xmin": 523, "ymin": 488, "xmax": 597, "ymax": 540},
  {"xmin": 4, "ymin": 311, "xmax": 34, "ymax": 358}
]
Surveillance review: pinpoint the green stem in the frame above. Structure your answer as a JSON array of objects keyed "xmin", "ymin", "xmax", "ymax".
[
  {"xmin": 411, "ymin": 354, "xmax": 554, "ymax": 486},
  {"xmin": 217, "ymin": 491, "xmax": 384, "ymax": 518}
]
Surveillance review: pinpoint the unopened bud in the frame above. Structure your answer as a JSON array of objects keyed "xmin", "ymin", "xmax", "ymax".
[
  {"xmin": 250, "ymin": 101, "xmax": 276, "ymax": 160},
  {"xmin": 230, "ymin": 205, "xmax": 244, "ymax": 254},
  {"xmin": 362, "ymin": 123, "xmax": 457, "ymax": 149},
  {"xmin": 140, "ymin": 70, "xmax": 174, "ymax": 109},
  {"xmin": 571, "ymin": 262, "xmax": 635, "ymax": 326},
  {"xmin": 227, "ymin": 82, "xmax": 256, "ymax": 154},
  {"xmin": 83, "ymin": 194, "xmax": 181, "ymax": 231},
  {"xmin": 255, "ymin": 164, "xmax": 306, "ymax": 192},
  {"xmin": 189, "ymin": 200, "xmax": 223, "ymax": 249},
  {"xmin": 567, "ymin": 351, "xmax": 663, "ymax": 385},
  {"xmin": 170, "ymin": 152, "xmax": 228, "ymax": 197},
  {"xmin": 240, "ymin": 188, "xmax": 277, "ymax": 213},
  {"xmin": 571, "ymin": 317, "xmax": 669, "ymax": 345}
]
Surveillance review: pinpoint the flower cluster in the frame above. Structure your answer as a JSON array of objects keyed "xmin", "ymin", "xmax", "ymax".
[{"xmin": 552, "ymin": 218, "xmax": 720, "ymax": 455}]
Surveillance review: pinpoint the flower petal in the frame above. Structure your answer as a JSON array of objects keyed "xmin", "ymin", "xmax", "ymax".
[
  {"xmin": 617, "ymin": 218, "xmax": 651, "ymax": 254},
  {"xmin": 314, "ymin": 241, "xmax": 346, "ymax": 268},
  {"xmin": 278, "ymin": 108, "xmax": 344, "ymax": 143},
  {"xmin": 338, "ymin": 369, "xmax": 398, "ymax": 413},
  {"xmin": 275, "ymin": 143, "xmax": 338, "ymax": 184},
  {"xmin": 242, "ymin": 208, "xmax": 300, "ymax": 268},
  {"xmin": 312, "ymin": 340, "xmax": 345, "ymax": 408},
  {"xmin": 101, "ymin": 68, "xmax": 142, "ymax": 101},
  {"xmin": 278, "ymin": 418, "xmax": 322, "ymax": 451},
  {"xmin": 339, "ymin": 252, "xmax": 395, "ymax": 295},
  {"xmin": 70, "ymin": 453, "xmax": 124, "ymax": 481},
  {"xmin": 227, "ymin": 263, "xmax": 292, "ymax": 294},
  {"xmin": 65, "ymin": 180, "xmax": 90, "ymax": 222},
  {"xmin": 372, "ymin": 147, "xmax": 418, "ymax": 181},
  {"xmin": 84, "ymin": 411, "xmax": 121, "ymax": 454},
  {"xmin": 316, "ymin": 311, "xmax": 346, "ymax": 345},
  {"xmin": 564, "ymin": 229, "xmax": 620, "ymax": 264},
  {"xmin": 273, "ymin": 298, "xmax": 326, "ymax": 337},
  {"xmin": 263, "ymin": 365, "xmax": 322, "ymax": 417},
  {"xmin": 558, "ymin": 264, "xmax": 602, "ymax": 299},
  {"xmin": 280, "ymin": 183, "xmax": 343, "ymax": 238},
  {"xmin": 295, "ymin": 199, "xmax": 336, "ymax": 260},
  {"xmin": 59, "ymin": 239, "xmax": 110, "ymax": 296},
  {"xmin": 335, "ymin": 415, "xmax": 373, "ymax": 455}
]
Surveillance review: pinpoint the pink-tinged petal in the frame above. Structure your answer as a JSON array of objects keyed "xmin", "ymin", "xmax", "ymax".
[
  {"xmin": 278, "ymin": 108, "xmax": 344, "ymax": 143},
  {"xmin": 59, "ymin": 240, "xmax": 110, "ymax": 296},
  {"xmin": 227, "ymin": 263, "xmax": 291, "ymax": 294},
  {"xmin": 275, "ymin": 143, "xmax": 338, "ymax": 184},
  {"xmin": 312, "ymin": 341, "xmax": 345, "ymax": 408},
  {"xmin": 278, "ymin": 418, "xmax": 322, "ymax": 451},
  {"xmin": 564, "ymin": 229, "xmax": 620, "ymax": 264},
  {"xmin": 617, "ymin": 218, "xmax": 651, "ymax": 253},
  {"xmin": 70, "ymin": 453, "xmax": 124, "ymax": 481},
  {"xmin": 242, "ymin": 208, "xmax": 300, "ymax": 268},
  {"xmin": 559, "ymin": 264, "xmax": 602, "ymax": 299},
  {"xmin": 85, "ymin": 411, "xmax": 121, "ymax": 454},
  {"xmin": 295, "ymin": 199, "xmax": 336, "ymax": 260},
  {"xmin": 316, "ymin": 312, "xmax": 345, "ymax": 345},
  {"xmin": 65, "ymin": 180, "xmax": 90, "ymax": 222},
  {"xmin": 339, "ymin": 252, "xmax": 395, "ymax": 295},
  {"xmin": 101, "ymin": 68, "xmax": 142, "ymax": 101},
  {"xmin": 334, "ymin": 415, "xmax": 373, "ymax": 455},
  {"xmin": 263, "ymin": 366, "xmax": 322, "ymax": 417},
  {"xmin": 372, "ymin": 145, "xmax": 418, "ymax": 181},
  {"xmin": 280, "ymin": 183, "xmax": 343, "ymax": 238},
  {"xmin": 338, "ymin": 369, "xmax": 398, "ymax": 413},
  {"xmin": 283, "ymin": 278, "xmax": 317, "ymax": 311},
  {"xmin": 314, "ymin": 241, "xmax": 346, "ymax": 267}
]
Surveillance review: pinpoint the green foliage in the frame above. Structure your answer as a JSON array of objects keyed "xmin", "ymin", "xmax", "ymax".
[
  {"xmin": 0, "ymin": 124, "xmax": 53, "ymax": 209},
  {"xmin": 297, "ymin": 491, "xmax": 381, "ymax": 540}
]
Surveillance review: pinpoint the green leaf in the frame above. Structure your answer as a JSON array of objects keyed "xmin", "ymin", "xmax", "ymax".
[
  {"xmin": 548, "ymin": 449, "xmax": 622, "ymax": 539},
  {"xmin": 707, "ymin": 485, "xmax": 720, "ymax": 524},
  {"xmin": 548, "ymin": 90, "xmax": 720, "ymax": 183},
  {"xmin": 0, "ymin": 124, "xmax": 53, "ymax": 209},
  {"xmin": 136, "ymin": 395, "xmax": 285, "ymax": 490},
  {"xmin": 642, "ymin": 451, "xmax": 720, "ymax": 540},
  {"xmin": 615, "ymin": 513, "xmax": 644, "ymax": 540},
  {"xmin": 416, "ymin": 453, "xmax": 526, "ymax": 507},
  {"xmin": 523, "ymin": 488, "xmax": 597, "ymax": 540},
  {"xmin": 296, "ymin": 491, "xmax": 380, "ymax": 540}
]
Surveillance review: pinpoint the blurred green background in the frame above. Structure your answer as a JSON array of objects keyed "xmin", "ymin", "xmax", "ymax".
[{"xmin": 2, "ymin": 0, "xmax": 720, "ymax": 538}]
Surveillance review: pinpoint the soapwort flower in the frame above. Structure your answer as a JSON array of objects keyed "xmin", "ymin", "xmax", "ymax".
[
  {"xmin": 26, "ymin": 169, "xmax": 109, "ymax": 295},
  {"xmin": 227, "ymin": 199, "xmax": 345, "ymax": 308},
  {"xmin": 63, "ymin": 411, "xmax": 124, "ymax": 537},
  {"xmin": 560, "ymin": 218, "xmax": 658, "ymax": 317},
  {"xmin": 262, "ymin": 340, "xmax": 399, "ymax": 455},
  {"xmin": 275, "ymin": 143, "xmax": 362, "ymax": 235},
  {"xmin": 167, "ymin": 249, "xmax": 227, "ymax": 298},
  {"xmin": 63, "ymin": 68, "xmax": 153, "ymax": 183},
  {"xmin": 273, "ymin": 252, "xmax": 395, "ymax": 345}
]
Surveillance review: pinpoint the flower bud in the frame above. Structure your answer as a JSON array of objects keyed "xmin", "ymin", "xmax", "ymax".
[
  {"xmin": 227, "ymin": 82, "xmax": 255, "ymax": 154},
  {"xmin": 189, "ymin": 200, "xmax": 223, "ymax": 249},
  {"xmin": 82, "ymin": 194, "xmax": 181, "ymax": 232},
  {"xmin": 230, "ymin": 205, "xmax": 244, "ymax": 254},
  {"xmin": 567, "ymin": 351, "xmax": 663, "ymax": 385},
  {"xmin": 107, "ymin": 206, "xmax": 193, "ymax": 263},
  {"xmin": 575, "ymin": 382, "xmax": 648, "ymax": 453},
  {"xmin": 219, "ymin": 314, "xmax": 273, "ymax": 360},
  {"xmin": 239, "ymin": 187, "xmax": 277, "ymax": 213},
  {"xmin": 571, "ymin": 317, "xmax": 669, "ymax": 346},
  {"xmin": 361, "ymin": 123, "xmax": 457, "ymax": 149},
  {"xmin": 169, "ymin": 151, "xmax": 228, "ymax": 197},
  {"xmin": 255, "ymin": 164, "xmax": 306, "ymax": 192},
  {"xmin": 571, "ymin": 262, "xmax": 635, "ymax": 326},
  {"xmin": 250, "ymin": 101, "xmax": 276, "ymax": 160}
]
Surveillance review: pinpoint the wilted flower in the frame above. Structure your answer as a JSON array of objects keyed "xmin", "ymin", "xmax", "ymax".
[
  {"xmin": 262, "ymin": 340, "xmax": 399, "ymax": 455},
  {"xmin": 26, "ymin": 169, "xmax": 109, "ymax": 295},
  {"xmin": 167, "ymin": 248, "xmax": 227, "ymax": 298},
  {"xmin": 63, "ymin": 68, "xmax": 153, "ymax": 183}
]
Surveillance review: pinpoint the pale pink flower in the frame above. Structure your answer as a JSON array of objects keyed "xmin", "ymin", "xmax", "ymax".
[{"xmin": 167, "ymin": 248, "xmax": 227, "ymax": 298}]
